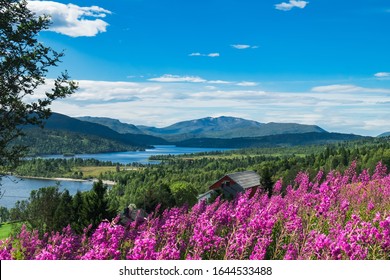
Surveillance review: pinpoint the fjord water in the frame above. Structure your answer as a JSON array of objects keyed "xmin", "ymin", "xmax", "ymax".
[
  {"xmin": 1, "ymin": 145, "xmax": 230, "ymax": 208},
  {"xmin": 0, "ymin": 176, "xmax": 93, "ymax": 209},
  {"xmin": 39, "ymin": 145, "xmax": 230, "ymax": 164}
]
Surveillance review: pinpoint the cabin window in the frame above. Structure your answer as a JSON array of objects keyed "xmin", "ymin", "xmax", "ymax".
[{"xmin": 222, "ymin": 180, "xmax": 230, "ymax": 187}]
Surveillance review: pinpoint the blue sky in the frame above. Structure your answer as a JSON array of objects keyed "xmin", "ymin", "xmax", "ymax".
[{"xmin": 27, "ymin": 0, "xmax": 390, "ymax": 136}]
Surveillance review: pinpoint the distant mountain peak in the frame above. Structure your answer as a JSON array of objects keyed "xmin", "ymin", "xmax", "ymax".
[{"xmin": 77, "ymin": 116, "xmax": 143, "ymax": 135}]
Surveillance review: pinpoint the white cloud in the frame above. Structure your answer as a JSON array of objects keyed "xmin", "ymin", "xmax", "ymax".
[
  {"xmin": 236, "ymin": 82, "xmax": 258, "ymax": 87},
  {"xmin": 275, "ymin": 1, "xmax": 309, "ymax": 11},
  {"xmin": 311, "ymin": 84, "xmax": 363, "ymax": 93},
  {"xmin": 311, "ymin": 84, "xmax": 390, "ymax": 94},
  {"xmin": 188, "ymin": 52, "xmax": 220, "ymax": 57},
  {"xmin": 148, "ymin": 75, "xmax": 259, "ymax": 88},
  {"xmin": 231, "ymin": 44, "xmax": 259, "ymax": 49},
  {"xmin": 27, "ymin": 1, "xmax": 111, "ymax": 37},
  {"xmin": 374, "ymin": 72, "xmax": 390, "ymax": 78},
  {"xmin": 231, "ymin": 44, "xmax": 250, "ymax": 49},
  {"xmin": 208, "ymin": 80, "xmax": 233, "ymax": 84},
  {"xmin": 148, "ymin": 74, "xmax": 207, "ymax": 83},
  {"xmin": 148, "ymin": 75, "xmax": 234, "ymax": 85}
]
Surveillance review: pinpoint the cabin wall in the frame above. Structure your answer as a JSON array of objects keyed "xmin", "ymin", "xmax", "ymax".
[{"xmin": 209, "ymin": 176, "xmax": 237, "ymax": 190}]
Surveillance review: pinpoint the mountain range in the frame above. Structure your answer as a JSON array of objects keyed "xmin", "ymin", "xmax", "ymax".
[
  {"xmin": 78, "ymin": 115, "xmax": 327, "ymax": 141},
  {"xmin": 18, "ymin": 112, "xmax": 370, "ymax": 155}
]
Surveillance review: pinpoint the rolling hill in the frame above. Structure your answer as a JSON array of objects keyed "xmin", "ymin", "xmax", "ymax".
[
  {"xmin": 378, "ymin": 132, "xmax": 390, "ymax": 137},
  {"xmin": 77, "ymin": 116, "xmax": 144, "ymax": 134},
  {"xmin": 19, "ymin": 128, "xmax": 140, "ymax": 155},
  {"xmin": 18, "ymin": 113, "xmax": 168, "ymax": 155},
  {"xmin": 42, "ymin": 113, "xmax": 168, "ymax": 146}
]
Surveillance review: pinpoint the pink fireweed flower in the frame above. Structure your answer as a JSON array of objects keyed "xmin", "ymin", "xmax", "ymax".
[
  {"xmin": 36, "ymin": 225, "xmax": 80, "ymax": 260},
  {"xmin": 283, "ymin": 243, "xmax": 298, "ymax": 260},
  {"xmin": 373, "ymin": 161, "xmax": 387, "ymax": 180},
  {"xmin": 340, "ymin": 199, "xmax": 350, "ymax": 213},
  {"xmin": 0, "ymin": 239, "xmax": 13, "ymax": 260},
  {"xmin": 273, "ymin": 179, "xmax": 283, "ymax": 195},
  {"xmin": 13, "ymin": 224, "xmax": 42, "ymax": 260},
  {"xmin": 81, "ymin": 219, "xmax": 126, "ymax": 260},
  {"xmin": 126, "ymin": 230, "xmax": 158, "ymax": 260},
  {"xmin": 367, "ymin": 201, "xmax": 375, "ymax": 211}
]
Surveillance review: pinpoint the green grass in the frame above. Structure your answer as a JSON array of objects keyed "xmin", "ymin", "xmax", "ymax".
[
  {"xmin": 78, "ymin": 166, "xmax": 117, "ymax": 178},
  {"xmin": 0, "ymin": 222, "xmax": 16, "ymax": 240}
]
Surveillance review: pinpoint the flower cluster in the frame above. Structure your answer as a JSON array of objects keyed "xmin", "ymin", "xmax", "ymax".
[{"xmin": 1, "ymin": 162, "xmax": 390, "ymax": 260}]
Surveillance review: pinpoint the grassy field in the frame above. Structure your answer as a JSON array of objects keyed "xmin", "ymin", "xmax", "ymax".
[
  {"xmin": 0, "ymin": 222, "xmax": 19, "ymax": 240},
  {"xmin": 77, "ymin": 166, "xmax": 117, "ymax": 178}
]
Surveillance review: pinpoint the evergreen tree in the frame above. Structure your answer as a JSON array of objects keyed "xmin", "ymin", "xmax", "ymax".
[
  {"xmin": 71, "ymin": 190, "xmax": 85, "ymax": 234},
  {"xmin": 260, "ymin": 167, "xmax": 274, "ymax": 197},
  {"xmin": 81, "ymin": 180, "xmax": 114, "ymax": 230},
  {"xmin": 53, "ymin": 189, "xmax": 73, "ymax": 231},
  {"xmin": 25, "ymin": 186, "xmax": 62, "ymax": 234}
]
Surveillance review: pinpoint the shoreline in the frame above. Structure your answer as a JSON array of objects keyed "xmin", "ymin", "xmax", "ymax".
[{"xmin": 15, "ymin": 175, "xmax": 116, "ymax": 186}]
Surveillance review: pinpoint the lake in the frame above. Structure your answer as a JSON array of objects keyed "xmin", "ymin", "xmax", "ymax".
[
  {"xmin": 0, "ymin": 176, "xmax": 93, "ymax": 209},
  {"xmin": 0, "ymin": 145, "xmax": 231, "ymax": 209},
  {"xmin": 39, "ymin": 145, "xmax": 231, "ymax": 164}
]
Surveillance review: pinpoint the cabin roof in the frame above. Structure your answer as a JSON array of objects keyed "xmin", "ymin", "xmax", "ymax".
[
  {"xmin": 197, "ymin": 190, "xmax": 215, "ymax": 199},
  {"xmin": 226, "ymin": 170, "xmax": 260, "ymax": 189}
]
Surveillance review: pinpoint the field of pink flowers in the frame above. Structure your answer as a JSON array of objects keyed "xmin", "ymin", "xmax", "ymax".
[{"xmin": 1, "ymin": 161, "xmax": 390, "ymax": 260}]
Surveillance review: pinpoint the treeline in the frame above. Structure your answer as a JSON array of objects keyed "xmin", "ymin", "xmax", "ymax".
[
  {"xmin": 15, "ymin": 128, "xmax": 140, "ymax": 156},
  {"xmin": 7, "ymin": 180, "xmax": 115, "ymax": 235},
  {"xmin": 14, "ymin": 158, "xmax": 123, "ymax": 179},
  {"xmin": 175, "ymin": 132, "xmax": 366, "ymax": 148}
]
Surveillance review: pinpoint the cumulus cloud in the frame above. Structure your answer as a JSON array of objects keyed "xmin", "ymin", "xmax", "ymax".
[
  {"xmin": 231, "ymin": 44, "xmax": 259, "ymax": 49},
  {"xmin": 374, "ymin": 72, "xmax": 390, "ymax": 78},
  {"xmin": 27, "ymin": 1, "xmax": 111, "ymax": 37},
  {"xmin": 275, "ymin": 1, "xmax": 309, "ymax": 11},
  {"xmin": 189, "ymin": 52, "xmax": 220, "ymax": 57}
]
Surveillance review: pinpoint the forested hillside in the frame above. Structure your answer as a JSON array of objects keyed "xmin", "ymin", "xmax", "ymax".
[
  {"xmin": 176, "ymin": 132, "xmax": 366, "ymax": 148},
  {"xmin": 18, "ymin": 128, "xmax": 141, "ymax": 155},
  {"xmin": 13, "ymin": 113, "xmax": 170, "ymax": 155}
]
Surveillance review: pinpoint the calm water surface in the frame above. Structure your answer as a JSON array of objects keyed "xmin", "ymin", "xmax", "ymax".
[
  {"xmin": 0, "ymin": 176, "xmax": 93, "ymax": 209},
  {"xmin": 0, "ymin": 145, "xmax": 230, "ymax": 208},
  {"xmin": 40, "ymin": 145, "xmax": 230, "ymax": 164}
]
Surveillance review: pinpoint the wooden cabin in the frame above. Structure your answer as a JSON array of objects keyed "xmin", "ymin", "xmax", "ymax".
[{"xmin": 198, "ymin": 170, "xmax": 261, "ymax": 202}]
